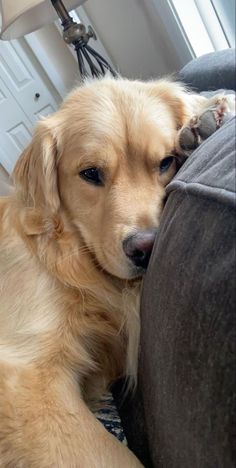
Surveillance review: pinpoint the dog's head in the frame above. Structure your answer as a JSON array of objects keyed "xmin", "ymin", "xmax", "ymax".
[{"xmin": 13, "ymin": 77, "xmax": 190, "ymax": 280}]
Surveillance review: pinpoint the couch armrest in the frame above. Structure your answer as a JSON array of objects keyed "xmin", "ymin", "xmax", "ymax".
[
  {"xmin": 177, "ymin": 49, "xmax": 236, "ymax": 92},
  {"xmin": 139, "ymin": 117, "xmax": 236, "ymax": 467}
]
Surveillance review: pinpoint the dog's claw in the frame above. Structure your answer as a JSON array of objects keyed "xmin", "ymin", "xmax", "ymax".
[
  {"xmin": 213, "ymin": 98, "xmax": 233, "ymax": 128},
  {"xmin": 176, "ymin": 94, "xmax": 235, "ymax": 158}
]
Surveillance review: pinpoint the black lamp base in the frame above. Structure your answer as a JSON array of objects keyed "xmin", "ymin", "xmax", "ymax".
[{"xmin": 51, "ymin": 0, "xmax": 117, "ymax": 78}]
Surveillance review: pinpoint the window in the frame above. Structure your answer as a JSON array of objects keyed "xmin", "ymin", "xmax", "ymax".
[
  {"xmin": 210, "ymin": 0, "xmax": 235, "ymax": 47},
  {"xmin": 169, "ymin": 0, "xmax": 234, "ymax": 57}
]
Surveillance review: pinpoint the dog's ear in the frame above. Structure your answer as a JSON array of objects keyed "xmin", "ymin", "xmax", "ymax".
[
  {"xmin": 145, "ymin": 79, "xmax": 206, "ymax": 128},
  {"xmin": 13, "ymin": 117, "xmax": 61, "ymax": 214}
]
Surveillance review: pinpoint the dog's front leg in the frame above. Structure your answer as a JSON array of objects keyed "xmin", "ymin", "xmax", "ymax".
[{"xmin": 0, "ymin": 364, "xmax": 142, "ymax": 468}]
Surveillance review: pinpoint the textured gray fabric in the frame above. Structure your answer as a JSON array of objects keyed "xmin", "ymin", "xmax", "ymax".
[
  {"xmin": 139, "ymin": 116, "xmax": 236, "ymax": 467},
  {"xmin": 114, "ymin": 53, "xmax": 235, "ymax": 467},
  {"xmin": 177, "ymin": 49, "xmax": 236, "ymax": 92},
  {"xmin": 168, "ymin": 117, "xmax": 236, "ymax": 205}
]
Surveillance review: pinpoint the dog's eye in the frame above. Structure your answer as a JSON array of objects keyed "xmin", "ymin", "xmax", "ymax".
[
  {"xmin": 79, "ymin": 167, "xmax": 104, "ymax": 186},
  {"xmin": 160, "ymin": 156, "xmax": 174, "ymax": 173}
]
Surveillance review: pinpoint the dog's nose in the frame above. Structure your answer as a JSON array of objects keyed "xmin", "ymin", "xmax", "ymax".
[{"xmin": 123, "ymin": 230, "xmax": 157, "ymax": 269}]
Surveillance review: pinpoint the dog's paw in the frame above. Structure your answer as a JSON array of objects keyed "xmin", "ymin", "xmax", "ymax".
[{"xmin": 176, "ymin": 95, "xmax": 235, "ymax": 157}]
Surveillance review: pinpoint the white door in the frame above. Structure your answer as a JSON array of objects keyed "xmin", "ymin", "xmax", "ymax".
[
  {"xmin": 0, "ymin": 38, "xmax": 60, "ymax": 173},
  {"xmin": 0, "ymin": 76, "xmax": 33, "ymax": 173}
]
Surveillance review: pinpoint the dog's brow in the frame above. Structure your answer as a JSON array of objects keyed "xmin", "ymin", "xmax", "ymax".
[{"xmin": 77, "ymin": 148, "xmax": 119, "ymax": 171}]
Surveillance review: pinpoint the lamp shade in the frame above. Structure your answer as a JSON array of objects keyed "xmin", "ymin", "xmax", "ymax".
[{"xmin": 0, "ymin": 0, "xmax": 85, "ymax": 40}]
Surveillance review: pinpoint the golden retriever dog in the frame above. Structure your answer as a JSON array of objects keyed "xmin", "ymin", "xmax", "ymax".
[{"xmin": 0, "ymin": 76, "xmax": 232, "ymax": 467}]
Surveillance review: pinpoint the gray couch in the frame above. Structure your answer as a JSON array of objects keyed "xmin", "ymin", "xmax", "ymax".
[{"xmin": 114, "ymin": 49, "xmax": 236, "ymax": 468}]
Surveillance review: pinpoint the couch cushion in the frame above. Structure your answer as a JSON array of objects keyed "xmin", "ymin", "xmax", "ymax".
[
  {"xmin": 177, "ymin": 49, "xmax": 236, "ymax": 92},
  {"xmin": 138, "ymin": 117, "xmax": 236, "ymax": 467}
]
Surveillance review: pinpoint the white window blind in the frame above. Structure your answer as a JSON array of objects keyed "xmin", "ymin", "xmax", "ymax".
[{"xmin": 169, "ymin": 0, "xmax": 234, "ymax": 57}]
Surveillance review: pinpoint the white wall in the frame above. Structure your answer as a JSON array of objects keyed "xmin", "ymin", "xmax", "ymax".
[
  {"xmin": 2, "ymin": 1, "xmax": 193, "ymax": 99},
  {"xmin": 25, "ymin": 1, "xmax": 193, "ymax": 93},
  {"xmin": 82, "ymin": 0, "xmax": 193, "ymax": 80}
]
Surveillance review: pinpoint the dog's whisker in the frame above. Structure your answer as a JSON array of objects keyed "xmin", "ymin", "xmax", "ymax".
[{"xmin": 45, "ymin": 241, "xmax": 118, "ymax": 273}]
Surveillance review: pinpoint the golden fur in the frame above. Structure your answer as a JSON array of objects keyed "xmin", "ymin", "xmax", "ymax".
[{"xmin": 0, "ymin": 77, "xmax": 209, "ymax": 467}]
